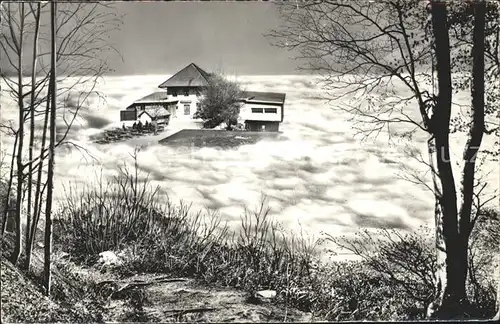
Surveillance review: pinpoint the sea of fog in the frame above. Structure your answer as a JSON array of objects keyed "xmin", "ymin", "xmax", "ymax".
[{"xmin": 1, "ymin": 74, "xmax": 498, "ymax": 260}]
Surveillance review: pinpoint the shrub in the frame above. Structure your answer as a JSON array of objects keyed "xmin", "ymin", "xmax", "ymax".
[
  {"xmin": 467, "ymin": 207, "xmax": 500, "ymax": 318},
  {"xmin": 308, "ymin": 261, "xmax": 421, "ymax": 321},
  {"xmin": 326, "ymin": 227, "xmax": 436, "ymax": 306},
  {"xmin": 318, "ymin": 210, "xmax": 500, "ymax": 320},
  {"xmin": 54, "ymin": 162, "xmax": 169, "ymax": 262}
]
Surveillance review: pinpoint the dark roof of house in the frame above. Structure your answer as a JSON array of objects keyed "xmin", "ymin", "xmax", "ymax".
[
  {"xmin": 138, "ymin": 110, "xmax": 153, "ymax": 118},
  {"xmin": 241, "ymin": 91, "xmax": 286, "ymax": 104},
  {"xmin": 126, "ymin": 92, "xmax": 178, "ymax": 109},
  {"xmin": 158, "ymin": 63, "xmax": 211, "ymax": 88}
]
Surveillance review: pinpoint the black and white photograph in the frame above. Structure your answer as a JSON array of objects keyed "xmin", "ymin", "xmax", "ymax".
[{"xmin": 1, "ymin": 0, "xmax": 499, "ymax": 322}]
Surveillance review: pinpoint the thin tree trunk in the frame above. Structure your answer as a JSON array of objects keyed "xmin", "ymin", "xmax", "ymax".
[
  {"xmin": 458, "ymin": 2, "xmax": 486, "ymax": 316},
  {"xmin": 458, "ymin": 0, "xmax": 486, "ymax": 239},
  {"xmin": 12, "ymin": 3, "xmax": 26, "ymax": 266},
  {"xmin": 494, "ymin": 253, "xmax": 500, "ymax": 320},
  {"xmin": 25, "ymin": 2, "xmax": 41, "ymax": 271},
  {"xmin": 426, "ymin": 137, "xmax": 449, "ymax": 317},
  {"xmin": 27, "ymin": 86, "xmax": 50, "ymax": 265},
  {"xmin": 1, "ymin": 132, "xmax": 19, "ymax": 236},
  {"xmin": 462, "ymin": 2, "xmax": 496, "ymax": 319},
  {"xmin": 44, "ymin": 0, "xmax": 57, "ymax": 296}
]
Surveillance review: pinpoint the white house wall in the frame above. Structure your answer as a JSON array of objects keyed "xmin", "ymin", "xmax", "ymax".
[
  {"xmin": 161, "ymin": 87, "xmax": 285, "ymax": 123},
  {"xmin": 166, "ymin": 88, "xmax": 202, "ymax": 119},
  {"xmin": 138, "ymin": 113, "xmax": 152, "ymax": 124},
  {"xmin": 240, "ymin": 102, "xmax": 282, "ymax": 122}
]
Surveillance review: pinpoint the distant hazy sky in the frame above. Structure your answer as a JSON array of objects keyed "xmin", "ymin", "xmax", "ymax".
[{"xmin": 108, "ymin": 1, "xmax": 301, "ymax": 75}]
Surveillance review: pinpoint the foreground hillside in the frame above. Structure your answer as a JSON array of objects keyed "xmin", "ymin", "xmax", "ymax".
[
  {"xmin": 1, "ymin": 257, "xmax": 73, "ymax": 322},
  {"xmin": 1, "ymin": 259, "xmax": 311, "ymax": 323},
  {"xmin": 1, "ymin": 235, "xmax": 311, "ymax": 323}
]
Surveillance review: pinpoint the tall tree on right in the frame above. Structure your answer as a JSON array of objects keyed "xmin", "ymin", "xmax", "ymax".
[
  {"xmin": 268, "ymin": 0, "xmax": 498, "ymax": 319},
  {"xmin": 425, "ymin": 0, "xmax": 485, "ymax": 317}
]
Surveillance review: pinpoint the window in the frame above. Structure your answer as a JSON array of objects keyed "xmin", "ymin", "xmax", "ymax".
[
  {"xmin": 172, "ymin": 90, "xmax": 178, "ymax": 97},
  {"xmin": 264, "ymin": 108, "xmax": 277, "ymax": 114},
  {"xmin": 251, "ymin": 108, "xmax": 263, "ymax": 113},
  {"xmin": 184, "ymin": 104, "xmax": 190, "ymax": 115},
  {"xmin": 184, "ymin": 89, "xmax": 189, "ymax": 96}
]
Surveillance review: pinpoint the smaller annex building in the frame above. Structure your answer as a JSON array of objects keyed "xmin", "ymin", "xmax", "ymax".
[
  {"xmin": 239, "ymin": 91, "xmax": 286, "ymax": 132},
  {"xmin": 120, "ymin": 92, "xmax": 175, "ymax": 125}
]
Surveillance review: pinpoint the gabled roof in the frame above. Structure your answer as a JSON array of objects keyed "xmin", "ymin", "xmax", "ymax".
[
  {"xmin": 241, "ymin": 91, "xmax": 286, "ymax": 104},
  {"xmin": 126, "ymin": 92, "xmax": 179, "ymax": 109},
  {"xmin": 158, "ymin": 63, "xmax": 211, "ymax": 88},
  {"xmin": 138, "ymin": 110, "xmax": 153, "ymax": 119}
]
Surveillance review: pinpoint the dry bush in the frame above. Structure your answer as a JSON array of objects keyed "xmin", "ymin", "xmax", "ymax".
[
  {"xmin": 54, "ymin": 163, "xmax": 168, "ymax": 262},
  {"xmin": 317, "ymin": 211, "xmax": 499, "ymax": 320}
]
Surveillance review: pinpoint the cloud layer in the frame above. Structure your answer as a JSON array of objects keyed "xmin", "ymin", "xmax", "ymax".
[{"xmin": 1, "ymin": 74, "xmax": 498, "ymax": 258}]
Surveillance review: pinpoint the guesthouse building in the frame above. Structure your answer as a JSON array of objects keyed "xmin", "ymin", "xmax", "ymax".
[{"xmin": 120, "ymin": 63, "xmax": 286, "ymax": 132}]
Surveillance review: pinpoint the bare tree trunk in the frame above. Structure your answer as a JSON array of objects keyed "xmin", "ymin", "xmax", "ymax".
[
  {"xmin": 495, "ymin": 299, "xmax": 500, "ymax": 320},
  {"xmin": 459, "ymin": 0, "xmax": 485, "ymax": 236},
  {"xmin": 25, "ymin": 2, "xmax": 41, "ymax": 271},
  {"xmin": 459, "ymin": 2, "xmax": 486, "ymax": 317},
  {"xmin": 44, "ymin": 0, "xmax": 57, "ymax": 296},
  {"xmin": 12, "ymin": 3, "xmax": 26, "ymax": 266},
  {"xmin": 1, "ymin": 132, "xmax": 19, "ymax": 236},
  {"xmin": 428, "ymin": 1, "xmax": 487, "ymax": 319},
  {"xmin": 27, "ymin": 90, "xmax": 50, "ymax": 265},
  {"xmin": 494, "ymin": 252, "xmax": 500, "ymax": 320},
  {"xmin": 2, "ymin": 2, "xmax": 120, "ymax": 262},
  {"xmin": 426, "ymin": 1, "xmax": 469, "ymax": 319},
  {"xmin": 462, "ymin": 2, "xmax": 498, "ymax": 319}
]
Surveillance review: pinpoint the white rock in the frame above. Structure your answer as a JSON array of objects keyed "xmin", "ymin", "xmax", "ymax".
[
  {"xmin": 97, "ymin": 251, "xmax": 122, "ymax": 266},
  {"xmin": 255, "ymin": 290, "xmax": 276, "ymax": 299}
]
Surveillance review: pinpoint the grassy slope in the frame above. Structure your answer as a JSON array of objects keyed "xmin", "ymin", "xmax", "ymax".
[
  {"xmin": 0, "ymin": 256, "xmax": 82, "ymax": 323},
  {"xmin": 1, "ymin": 232, "xmax": 312, "ymax": 323}
]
